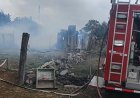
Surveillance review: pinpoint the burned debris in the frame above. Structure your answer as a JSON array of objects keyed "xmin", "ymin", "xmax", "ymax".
[
  {"xmin": 57, "ymin": 74, "xmax": 89, "ymax": 86},
  {"xmin": 24, "ymin": 52, "xmax": 88, "ymax": 88}
]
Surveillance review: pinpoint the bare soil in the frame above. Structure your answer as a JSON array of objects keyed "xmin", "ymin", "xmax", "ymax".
[
  {"xmin": 0, "ymin": 70, "xmax": 69, "ymax": 98},
  {"xmin": 0, "ymin": 70, "xmax": 98, "ymax": 98}
]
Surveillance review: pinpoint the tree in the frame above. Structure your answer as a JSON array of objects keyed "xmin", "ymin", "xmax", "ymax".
[
  {"xmin": 0, "ymin": 11, "xmax": 11, "ymax": 26},
  {"xmin": 81, "ymin": 19, "xmax": 108, "ymax": 51},
  {"xmin": 82, "ymin": 20, "xmax": 107, "ymax": 38},
  {"xmin": 12, "ymin": 17, "xmax": 41, "ymax": 35}
]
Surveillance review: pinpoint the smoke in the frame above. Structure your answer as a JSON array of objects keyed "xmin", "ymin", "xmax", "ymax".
[
  {"xmin": 0, "ymin": 20, "xmax": 57, "ymax": 50},
  {"xmin": 0, "ymin": 0, "xmax": 112, "ymax": 51},
  {"xmin": 29, "ymin": 26, "xmax": 57, "ymax": 49}
]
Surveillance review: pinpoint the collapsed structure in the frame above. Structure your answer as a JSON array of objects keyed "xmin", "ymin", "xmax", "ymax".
[{"xmin": 57, "ymin": 25, "xmax": 79, "ymax": 51}]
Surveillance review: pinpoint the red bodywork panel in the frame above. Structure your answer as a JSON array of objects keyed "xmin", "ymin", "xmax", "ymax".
[{"xmin": 104, "ymin": 4, "xmax": 140, "ymax": 84}]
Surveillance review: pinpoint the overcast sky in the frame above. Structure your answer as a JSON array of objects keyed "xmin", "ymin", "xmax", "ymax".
[
  {"xmin": 0, "ymin": 0, "xmax": 112, "ymax": 49},
  {"xmin": 0, "ymin": 0, "xmax": 112, "ymax": 29}
]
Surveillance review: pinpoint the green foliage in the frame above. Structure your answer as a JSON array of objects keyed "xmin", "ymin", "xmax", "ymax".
[
  {"xmin": 0, "ymin": 11, "xmax": 11, "ymax": 26},
  {"xmin": 70, "ymin": 57, "xmax": 98, "ymax": 77},
  {"xmin": 0, "ymin": 11, "xmax": 41, "ymax": 35},
  {"xmin": 82, "ymin": 20, "xmax": 108, "ymax": 38},
  {"xmin": 81, "ymin": 19, "xmax": 108, "ymax": 51}
]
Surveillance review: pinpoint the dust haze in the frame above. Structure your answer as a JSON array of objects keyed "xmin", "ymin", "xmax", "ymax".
[{"xmin": 0, "ymin": 0, "xmax": 111, "ymax": 51}]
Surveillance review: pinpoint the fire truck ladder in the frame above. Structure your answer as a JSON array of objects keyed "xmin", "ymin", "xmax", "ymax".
[{"xmin": 108, "ymin": 0, "xmax": 131, "ymax": 85}]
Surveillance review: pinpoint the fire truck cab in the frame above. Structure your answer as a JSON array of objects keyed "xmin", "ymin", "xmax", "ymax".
[{"xmin": 104, "ymin": 0, "xmax": 140, "ymax": 93}]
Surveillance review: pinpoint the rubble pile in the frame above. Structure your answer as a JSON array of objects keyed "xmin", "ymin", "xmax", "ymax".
[
  {"xmin": 25, "ymin": 52, "xmax": 88, "ymax": 86},
  {"xmin": 56, "ymin": 74, "xmax": 89, "ymax": 86}
]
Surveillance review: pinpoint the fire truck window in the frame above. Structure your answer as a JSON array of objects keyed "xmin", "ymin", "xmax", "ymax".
[
  {"xmin": 131, "ymin": 15, "xmax": 140, "ymax": 66},
  {"xmin": 117, "ymin": 13, "xmax": 127, "ymax": 19},
  {"xmin": 134, "ymin": 13, "xmax": 140, "ymax": 18},
  {"xmin": 134, "ymin": 17, "xmax": 140, "ymax": 49},
  {"xmin": 116, "ymin": 24, "xmax": 125, "ymax": 30}
]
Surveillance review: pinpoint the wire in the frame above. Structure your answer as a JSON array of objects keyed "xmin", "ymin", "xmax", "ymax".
[
  {"xmin": 0, "ymin": 70, "xmax": 96, "ymax": 97},
  {"xmin": 96, "ymin": 28, "xmax": 108, "ymax": 98},
  {"xmin": 0, "ymin": 77, "xmax": 78, "ymax": 96},
  {"xmin": 0, "ymin": 59, "xmax": 7, "ymax": 67},
  {"xmin": 0, "ymin": 27, "xmax": 108, "ymax": 98},
  {"xmin": 70, "ymin": 71, "xmax": 97, "ymax": 94}
]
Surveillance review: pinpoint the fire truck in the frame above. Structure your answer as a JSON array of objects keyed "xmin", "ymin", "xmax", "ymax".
[{"xmin": 104, "ymin": 0, "xmax": 140, "ymax": 93}]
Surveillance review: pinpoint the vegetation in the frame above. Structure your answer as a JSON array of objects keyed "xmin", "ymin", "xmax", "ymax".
[
  {"xmin": 0, "ymin": 11, "xmax": 41, "ymax": 35},
  {"xmin": 82, "ymin": 20, "xmax": 108, "ymax": 38},
  {"xmin": 81, "ymin": 20, "xmax": 108, "ymax": 51},
  {"xmin": 0, "ymin": 11, "xmax": 11, "ymax": 26},
  {"xmin": 70, "ymin": 57, "xmax": 98, "ymax": 77}
]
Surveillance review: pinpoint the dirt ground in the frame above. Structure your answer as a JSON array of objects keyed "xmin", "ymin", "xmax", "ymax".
[
  {"xmin": 0, "ymin": 53, "xmax": 102, "ymax": 98},
  {"xmin": 0, "ymin": 70, "xmax": 67, "ymax": 98},
  {"xmin": 0, "ymin": 70, "xmax": 100, "ymax": 98},
  {"xmin": 2, "ymin": 70, "xmax": 139, "ymax": 98}
]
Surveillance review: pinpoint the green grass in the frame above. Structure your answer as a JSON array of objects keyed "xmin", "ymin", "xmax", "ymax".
[
  {"xmin": 0, "ymin": 51, "xmax": 100, "ymax": 78},
  {"xmin": 70, "ymin": 57, "xmax": 98, "ymax": 77}
]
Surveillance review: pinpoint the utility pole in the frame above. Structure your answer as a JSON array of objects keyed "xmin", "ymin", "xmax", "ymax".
[{"xmin": 18, "ymin": 33, "xmax": 30, "ymax": 85}]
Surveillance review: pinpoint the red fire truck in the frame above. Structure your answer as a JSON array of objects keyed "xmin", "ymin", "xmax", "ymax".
[{"xmin": 104, "ymin": 0, "xmax": 140, "ymax": 93}]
